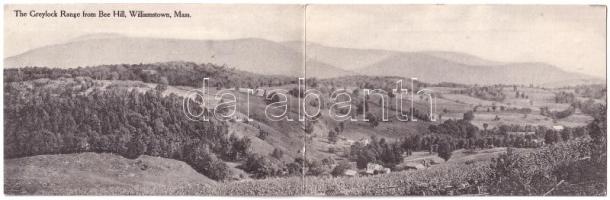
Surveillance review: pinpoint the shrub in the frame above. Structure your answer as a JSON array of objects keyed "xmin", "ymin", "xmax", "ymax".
[
  {"xmin": 331, "ymin": 161, "xmax": 352, "ymax": 177},
  {"xmin": 241, "ymin": 153, "xmax": 283, "ymax": 179},
  {"xmin": 437, "ymin": 141, "xmax": 452, "ymax": 161},
  {"xmin": 271, "ymin": 148, "xmax": 284, "ymax": 160}
]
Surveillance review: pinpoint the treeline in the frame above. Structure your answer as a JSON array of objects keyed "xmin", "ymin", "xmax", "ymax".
[
  {"xmin": 455, "ymin": 85, "xmax": 506, "ymax": 101},
  {"xmin": 4, "ymin": 81, "xmax": 253, "ymax": 181},
  {"xmin": 427, "ymin": 119, "xmax": 542, "ymax": 149},
  {"xmin": 555, "ymin": 91, "xmax": 576, "ymax": 104},
  {"xmin": 552, "ymin": 90, "xmax": 605, "ymax": 118},
  {"xmin": 317, "ymin": 75, "xmax": 425, "ymax": 93},
  {"xmin": 4, "ymin": 61, "xmax": 297, "ymax": 89},
  {"xmin": 540, "ymin": 106, "xmax": 576, "ymax": 120},
  {"xmin": 350, "ymin": 136, "xmax": 405, "ymax": 169},
  {"xmin": 560, "ymin": 84, "xmax": 606, "ymax": 99}
]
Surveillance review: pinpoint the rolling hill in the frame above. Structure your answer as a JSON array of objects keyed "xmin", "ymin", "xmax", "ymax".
[
  {"xmin": 5, "ymin": 34, "xmax": 603, "ymax": 85},
  {"xmin": 356, "ymin": 52, "xmax": 602, "ymax": 85},
  {"xmin": 4, "ymin": 35, "xmax": 349, "ymax": 78},
  {"xmin": 284, "ymin": 41, "xmax": 602, "ymax": 85}
]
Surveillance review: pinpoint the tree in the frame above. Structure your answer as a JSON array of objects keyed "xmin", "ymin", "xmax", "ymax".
[
  {"xmin": 366, "ymin": 112, "xmax": 379, "ymax": 127},
  {"xmin": 307, "ymin": 160, "xmax": 327, "ymax": 176},
  {"xmin": 242, "ymin": 153, "xmax": 281, "ymax": 179},
  {"xmin": 265, "ymin": 92, "xmax": 280, "ymax": 105},
  {"xmin": 328, "ymin": 130, "xmax": 338, "ymax": 144},
  {"xmin": 331, "ymin": 161, "xmax": 352, "ymax": 177},
  {"xmin": 286, "ymin": 160, "xmax": 303, "ymax": 176},
  {"xmin": 232, "ymin": 136, "xmax": 251, "ymax": 160},
  {"xmin": 544, "ymin": 130, "xmax": 559, "ymax": 145},
  {"xmin": 258, "ymin": 128, "xmax": 269, "ymax": 140},
  {"xmin": 587, "ymin": 104, "xmax": 606, "ymax": 164},
  {"xmin": 124, "ymin": 136, "xmax": 145, "ymax": 159},
  {"xmin": 271, "ymin": 148, "xmax": 284, "ymax": 160},
  {"xmin": 304, "ymin": 122, "xmax": 314, "ymax": 134},
  {"xmin": 463, "ymin": 111, "xmax": 475, "ymax": 121},
  {"xmin": 188, "ymin": 144, "xmax": 232, "ymax": 181},
  {"xmin": 483, "ymin": 123, "xmax": 489, "ymax": 132},
  {"xmin": 560, "ymin": 128, "xmax": 571, "ymax": 142},
  {"xmin": 438, "ymin": 141, "xmax": 452, "ymax": 161}
]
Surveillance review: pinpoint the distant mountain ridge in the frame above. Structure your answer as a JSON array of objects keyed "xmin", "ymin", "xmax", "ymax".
[{"xmin": 5, "ymin": 34, "xmax": 603, "ymax": 85}]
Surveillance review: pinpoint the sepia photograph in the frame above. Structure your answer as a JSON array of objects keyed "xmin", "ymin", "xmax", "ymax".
[{"xmin": 2, "ymin": 2, "xmax": 607, "ymax": 197}]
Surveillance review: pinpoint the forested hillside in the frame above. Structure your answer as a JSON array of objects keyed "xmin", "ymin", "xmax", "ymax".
[
  {"xmin": 3, "ymin": 70, "xmax": 270, "ymax": 181},
  {"xmin": 4, "ymin": 61, "xmax": 297, "ymax": 89}
]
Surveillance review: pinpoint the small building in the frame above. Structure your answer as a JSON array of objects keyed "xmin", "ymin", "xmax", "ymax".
[
  {"xmin": 237, "ymin": 88, "xmax": 252, "ymax": 94},
  {"xmin": 553, "ymin": 125, "xmax": 564, "ymax": 131},
  {"xmin": 254, "ymin": 88, "xmax": 266, "ymax": 97},
  {"xmin": 343, "ymin": 169, "xmax": 357, "ymax": 177},
  {"xmin": 531, "ymin": 139, "xmax": 545, "ymax": 146},
  {"xmin": 366, "ymin": 163, "xmax": 384, "ymax": 174},
  {"xmin": 404, "ymin": 162, "xmax": 426, "ymax": 170},
  {"xmin": 358, "ymin": 138, "xmax": 370, "ymax": 146}
]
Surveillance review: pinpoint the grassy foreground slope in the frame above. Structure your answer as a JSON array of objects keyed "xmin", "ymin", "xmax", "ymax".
[
  {"xmin": 4, "ymin": 152, "xmax": 216, "ymax": 195},
  {"xmin": 5, "ymin": 137, "xmax": 603, "ymax": 196}
]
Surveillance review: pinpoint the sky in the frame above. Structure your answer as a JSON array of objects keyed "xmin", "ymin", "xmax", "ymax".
[
  {"xmin": 4, "ymin": 4, "xmax": 305, "ymax": 56},
  {"xmin": 306, "ymin": 5, "xmax": 606, "ymax": 77},
  {"xmin": 4, "ymin": 4, "xmax": 606, "ymax": 77}
]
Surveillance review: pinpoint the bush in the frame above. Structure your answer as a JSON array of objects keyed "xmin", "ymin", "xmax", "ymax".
[
  {"xmin": 365, "ymin": 112, "xmax": 379, "ymax": 127},
  {"xmin": 331, "ymin": 161, "xmax": 352, "ymax": 177},
  {"xmin": 328, "ymin": 130, "xmax": 338, "ymax": 144},
  {"xmin": 187, "ymin": 144, "xmax": 232, "ymax": 181},
  {"xmin": 463, "ymin": 111, "xmax": 474, "ymax": 121},
  {"xmin": 241, "ymin": 153, "xmax": 283, "ymax": 179},
  {"xmin": 437, "ymin": 142, "xmax": 452, "ymax": 161},
  {"xmin": 271, "ymin": 148, "xmax": 284, "ymax": 160},
  {"xmin": 307, "ymin": 160, "xmax": 328, "ymax": 176}
]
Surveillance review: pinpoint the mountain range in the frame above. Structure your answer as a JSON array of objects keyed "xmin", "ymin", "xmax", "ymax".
[{"xmin": 5, "ymin": 34, "xmax": 603, "ymax": 86}]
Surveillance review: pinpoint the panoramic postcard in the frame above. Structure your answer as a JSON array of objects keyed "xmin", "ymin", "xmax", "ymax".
[{"xmin": 3, "ymin": 4, "xmax": 607, "ymax": 196}]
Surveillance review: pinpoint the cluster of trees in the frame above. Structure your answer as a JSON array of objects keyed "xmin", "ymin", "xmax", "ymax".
[
  {"xmin": 399, "ymin": 108, "xmax": 432, "ymax": 121},
  {"xmin": 562, "ymin": 84, "xmax": 606, "ymax": 99},
  {"xmin": 456, "ymin": 86, "xmax": 506, "ymax": 101},
  {"xmin": 554, "ymin": 91, "xmax": 577, "ymax": 104},
  {"xmin": 4, "ymin": 62, "xmax": 297, "ymax": 89},
  {"xmin": 540, "ymin": 106, "xmax": 576, "ymax": 119},
  {"xmin": 348, "ymin": 131, "xmax": 508, "ymax": 170},
  {"xmin": 426, "ymin": 112, "xmax": 591, "ymax": 150},
  {"xmin": 239, "ymin": 153, "xmax": 301, "ymax": 179},
  {"xmin": 240, "ymin": 153, "xmax": 353, "ymax": 178},
  {"xmin": 429, "ymin": 118, "xmax": 479, "ymax": 138},
  {"xmin": 514, "ymin": 91, "xmax": 529, "ymax": 99},
  {"xmin": 578, "ymin": 98, "xmax": 606, "ymax": 119},
  {"xmin": 552, "ymin": 90, "xmax": 605, "ymax": 119},
  {"xmin": 489, "ymin": 105, "xmax": 606, "ymax": 195},
  {"xmin": 4, "ymin": 80, "xmax": 255, "ymax": 181},
  {"xmin": 289, "ymin": 103, "xmax": 575, "ymax": 172},
  {"xmin": 318, "ymin": 75, "xmax": 425, "ymax": 93},
  {"xmin": 350, "ymin": 136, "xmax": 405, "ymax": 169},
  {"xmin": 542, "ymin": 126, "xmax": 589, "ymax": 145}
]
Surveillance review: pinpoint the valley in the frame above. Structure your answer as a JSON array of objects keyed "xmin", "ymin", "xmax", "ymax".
[{"xmin": 3, "ymin": 62, "xmax": 606, "ymax": 195}]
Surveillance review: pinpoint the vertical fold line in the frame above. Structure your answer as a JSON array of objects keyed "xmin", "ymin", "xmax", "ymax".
[{"xmin": 301, "ymin": 3, "xmax": 308, "ymax": 196}]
